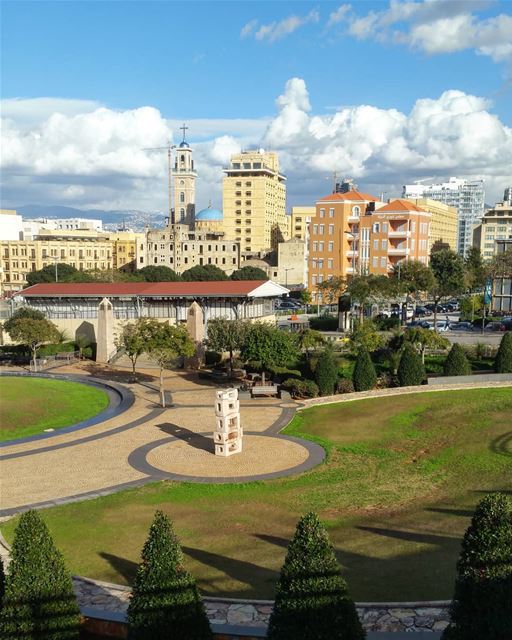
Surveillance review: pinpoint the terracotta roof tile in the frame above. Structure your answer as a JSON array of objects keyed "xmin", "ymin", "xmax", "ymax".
[
  {"xmin": 317, "ymin": 191, "xmax": 379, "ymax": 203},
  {"xmin": 378, "ymin": 199, "xmax": 428, "ymax": 213},
  {"xmin": 18, "ymin": 281, "xmax": 269, "ymax": 298}
]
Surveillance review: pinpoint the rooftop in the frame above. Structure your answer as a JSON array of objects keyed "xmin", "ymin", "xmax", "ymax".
[
  {"xmin": 317, "ymin": 191, "xmax": 379, "ymax": 203},
  {"xmin": 377, "ymin": 199, "xmax": 428, "ymax": 213}
]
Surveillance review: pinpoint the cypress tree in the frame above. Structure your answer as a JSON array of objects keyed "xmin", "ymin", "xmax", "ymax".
[
  {"xmin": 314, "ymin": 347, "xmax": 338, "ymax": 396},
  {"xmin": 397, "ymin": 343, "xmax": 425, "ymax": 386},
  {"xmin": 352, "ymin": 347, "xmax": 377, "ymax": 392},
  {"xmin": 442, "ymin": 493, "xmax": 512, "ymax": 640},
  {"xmin": 0, "ymin": 510, "xmax": 80, "ymax": 639},
  {"xmin": 443, "ymin": 343, "xmax": 471, "ymax": 376},
  {"xmin": 267, "ymin": 512, "xmax": 365, "ymax": 640},
  {"xmin": 494, "ymin": 331, "xmax": 512, "ymax": 373},
  {"xmin": 128, "ymin": 510, "xmax": 212, "ymax": 640},
  {"xmin": 0, "ymin": 556, "xmax": 5, "ymax": 610}
]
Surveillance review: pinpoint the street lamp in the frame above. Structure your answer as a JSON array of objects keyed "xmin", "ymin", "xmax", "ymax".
[
  {"xmin": 284, "ymin": 267, "xmax": 292, "ymax": 287},
  {"xmin": 52, "ymin": 256, "xmax": 59, "ymax": 282}
]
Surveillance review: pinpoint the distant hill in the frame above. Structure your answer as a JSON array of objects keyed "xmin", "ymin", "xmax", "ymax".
[{"xmin": 15, "ymin": 204, "xmax": 166, "ymax": 230}]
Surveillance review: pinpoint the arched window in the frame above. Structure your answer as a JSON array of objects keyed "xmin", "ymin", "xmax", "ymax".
[
  {"xmin": 180, "ymin": 208, "xmax": 185, "ymax": 220},
  {"xmin": 180, "ymin": 155, "xmax": 185, "ymax": 163},
  {"xmin": 352, "ymin": 206, "xmax": 360, "ymax": 217},
  {"xmin": 180, "ymin": 192, "xmax": 185, "ymax": 203}
]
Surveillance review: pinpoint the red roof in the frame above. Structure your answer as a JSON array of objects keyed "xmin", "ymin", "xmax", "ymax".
[
  {"xmin": 317, "ymin": 190, "xmax": 379, "ymax": 203},
  {"xmin": 377, "ymin": 199, "xmax": 428, "ymax": 213},
  {"xmin": 17, "ymin": 280, "xmax": 269, "ymax": 298}
]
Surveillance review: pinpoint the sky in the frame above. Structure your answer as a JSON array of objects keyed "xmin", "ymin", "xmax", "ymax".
[{"xmin": 1, "ymin": 0, "xmax": 512, "ymax": 214}]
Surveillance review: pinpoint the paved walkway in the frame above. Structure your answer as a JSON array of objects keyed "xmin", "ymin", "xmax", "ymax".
[{"xmin": 0, "ymin": 363, "xmax": 323, "ymax": 516}]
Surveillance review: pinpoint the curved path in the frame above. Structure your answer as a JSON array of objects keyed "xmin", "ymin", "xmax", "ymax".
[{"xmin": 0, "ymin": 363, "xmax": 323, "ymax": 517}]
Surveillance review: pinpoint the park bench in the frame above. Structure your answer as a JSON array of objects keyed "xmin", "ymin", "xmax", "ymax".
[{"xmin": 251, "ymin": 384, "xmax": 279, "ymax": 398}]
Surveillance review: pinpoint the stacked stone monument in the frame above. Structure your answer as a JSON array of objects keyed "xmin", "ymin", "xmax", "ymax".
[{"xmin": 214, "ymin": 388, "xmax": 242, "ymax": 457}]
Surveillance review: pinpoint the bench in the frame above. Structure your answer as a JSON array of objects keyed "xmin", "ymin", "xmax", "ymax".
[{"xmin": 251, "ymin": 385, "xmax": 279, "ymax": 398}]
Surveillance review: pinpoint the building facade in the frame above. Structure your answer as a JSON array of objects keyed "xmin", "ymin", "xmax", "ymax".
[
  {"xmin": 289, "ymin": 206, "xmax": 314, "ymax": 241},
  {"xmin": 0, "ymin": 233, "xmax": 113, "ymax": 296},
  {"xmin": 0, "ymin": 210, "xmax": 23, "ymax": 241},
  {"xmin": 404, "ymin": 198, "xmax": 458, "ymax": 252},
  {"xmin": 222, "ymin": 150, "xmax": 288, "ymax": 253},
  {"xmin": 472, "ymin": 192, "xmax": 512, "ymax": 259},
  {"xmin": 402, "ymin": 177, "xmax": 484, "ymax": 257},
  {"xmin": 308, "ymin": 193, "xmax": 431, "ymax": 299},
  {"xmin": 143, "ymin": 224, "xmax": 240, "ymax": 275}
]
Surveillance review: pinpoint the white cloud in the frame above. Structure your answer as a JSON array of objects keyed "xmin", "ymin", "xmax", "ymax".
[
  {"xmin": 1, "ymin": 80, "xmax": 511, "ymax": 213},
  {"xmin": 328, "ymin": 0, "xmax": 512, "ymax": 65},
  {"xmin": 1, "ymin": 97, "xmax": 101, "ymax": 127},
  {"xmin": 242, "ymin": 10, "xmax": 320, "ymax": 43}
]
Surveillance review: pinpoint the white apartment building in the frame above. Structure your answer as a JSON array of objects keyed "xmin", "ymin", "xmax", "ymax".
[{"xmin": 403, "ymin": 177, "xmax": 484, "ymax": 256}]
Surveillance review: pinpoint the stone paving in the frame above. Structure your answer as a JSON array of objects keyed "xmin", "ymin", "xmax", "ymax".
[{"xmin": 0, "ymin": 362, "xmax": 323, "ymax": 515}]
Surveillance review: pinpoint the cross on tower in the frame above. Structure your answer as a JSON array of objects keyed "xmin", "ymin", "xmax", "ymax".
[{"xmin": 180, "ymin": 123, "xmax": 188, "ymax": 142}]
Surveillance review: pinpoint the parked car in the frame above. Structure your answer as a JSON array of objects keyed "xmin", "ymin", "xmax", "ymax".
[
  {"xmin": 484, "ymin": 321, "xmax": 506, "ymax": 332},
  {"xmin": 414, "ymin": 306, "xmax": 432, "ymax": 317},
  {"xmin": 407, "ymin": 320, "xmax": 431, "ymax": 329},
  {"xmin": 449, "ymin": 321, "xmax": 474, "ymax": 332},
  {"xmin": 276, "ymin": 301, "xmax": 299, "ymax": 310}
]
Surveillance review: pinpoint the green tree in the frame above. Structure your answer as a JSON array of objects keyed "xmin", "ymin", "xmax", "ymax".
[
  {"xmin": 3, "ymin": 306, "xmax": 45, "ymax": 332},
  {"xmin": 138, "ymin": 265, "xmax": 182, "ymax": 282},
  {"xmin": 345, "ymin": 275, "xmax": 391, "ymax": 320},
  {"xmin": 143, "ymin": 320, "xmax": 195, "ymax": 407},
  {"xmin": 429, "ymin": 250, "xmax": 465, "ymax": 329},
  {"xmin": 397, "ymin": 343, "xmax": 425, "ymax": 386},
  {"xmin": 128, "ymin": 510, "xmax": 212, "ymax": 640},
  {"xmin": 206, "ymin": 319, "xmax": 249, "ymax": 370},
  {"xmin": 181, "ymin": 265, "xmax": 228, "ymax": 281},
  {"xmin": 300, "ymin": 289, "xmax": 312, "ymax": 305},
  {"xmin": 317, "ymin": 276, "xmax": 345, "ymax": 304},
  {"xmin": 0, "ymin": 510, "xmax": 80, "ymax": 639},
  {"xmin": 296, "ymin": 328, "xmax": 324, "ymax": 360},
  {"xmin": 5, "ymin": 316, "xmax": 60, "ymax": 365},
  {"xmin": 115, "ymin": 319, "xmax": 150, "ymax": 378},
  {"xmin": 390, "ymin": 260, "xmax": 435, "ymax": 297},
  {"xmin": 230, "ymin": 266, "xmax": 268, "ymax": 280},
  {"xmin": 349, "ymin": 319, "xmax": 384, "ymax": 354},
  {"xmin": 444, "ymin": 343, "xmax": 471, "ymax": 376},
  {"xmin": 352, "ymin": 347, "xmax": 377, "ymax": 392},
  {"xmin": 404, "ymin": 327, "xmax": 450, "ymax": 363},
  {"xmin": 494, "ymin": 331, "xmax": 512, "ymax": 373},
  {"xmin": 241, "ymin": 322, "xmax": 299, "ymax": 383},
  {"xmin": 442, "ymin": 493, "xmax": 512, "ymax": 640},
  {"xmin": 0, "ymin": 556, "xmax": 5, "ymax": 611},
  {"xmin": 464, "ymin": 247, "xmax": 486, "ymax": 292},
  {"xmin": 315, "ymin": 346, "xmax": 338, "ymax": 396},
  {"xmin": 459, "ymin": 295, "xmax": 484, "ymax": 321},
  {"xmin": 26, "ymin": 263, "xmax": 79, "ymax": 286},
  {"xmin": 267, "ymin": 512, "xmax": 364, "ymax": 640}
]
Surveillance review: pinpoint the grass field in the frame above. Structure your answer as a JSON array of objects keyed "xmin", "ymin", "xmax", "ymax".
[
  {"xmin": 0, "ymin": 377, "xmax": 109, "ymax": 441},
  {"xmin": 2, "ymin": 387, "xmax": 511, "ymax": 601}
]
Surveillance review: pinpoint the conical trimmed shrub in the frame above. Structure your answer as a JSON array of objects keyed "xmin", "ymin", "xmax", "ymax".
[
  {"xmin": 0, "ymin": 556, "xmax": 5, "ymax": 610},
  {"xmin": 0, "ymin": 510, "xmax": 80, "ymax": 639},
  {"xmin": 127, "ymin": 510, "xmax": 212, "ymax": 640},
  {"xmin": 494, "ymin": 331, "xmax": 512, "ymax": 373},
  {"xmin": 352, "ymin": 347, "xmax": 377, "ymax": 392},
  {"xmin": 397, "ymin": 343, "xmax": 425, "ymax": 386},
  {"xmin": 267, "ymin": 512, "xmax": 365, "ymax": 640},
  {"xmin": 443, "ymin": 343, "xmax": 471, "ymax": 376},
  {"xmin": 442, "ymin": 493, "xmax": 512, "ymax": 639},
  {"xmin": 315, "ymin": 347, "xmax": 338, "ymax": 396}
]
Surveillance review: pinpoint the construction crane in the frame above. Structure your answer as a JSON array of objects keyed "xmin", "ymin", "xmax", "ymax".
[{"xmin": 143, "ymin": 142, "xmax": 176, "ymax": 224}]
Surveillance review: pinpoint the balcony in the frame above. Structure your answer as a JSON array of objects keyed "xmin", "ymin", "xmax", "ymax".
[
  {"xmin": 388, "ymin": 246, "xmax": 409, "ymax": 255},
  {"xmin": 346, "ymin": 250, "xmax": 359, "ymax": 257},
  {"xmin": 388, "ymin": 228, "xmax": 410, "ymax": 237}
]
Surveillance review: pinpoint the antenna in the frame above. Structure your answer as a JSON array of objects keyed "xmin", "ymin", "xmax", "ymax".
[{"xmin": 143, "ymin": 141, "xmax": 176, "ymax": 223}]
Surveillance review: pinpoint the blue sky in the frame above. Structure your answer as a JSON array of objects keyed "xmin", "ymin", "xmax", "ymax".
[{"xmin": 1, "ymin": 0, "xmax": 511, "ymax": 211}]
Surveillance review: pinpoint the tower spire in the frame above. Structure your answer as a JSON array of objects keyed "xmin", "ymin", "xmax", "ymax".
[{"xmin": 180, "ymin": 122, "xmax": 189, "ymax": 142}]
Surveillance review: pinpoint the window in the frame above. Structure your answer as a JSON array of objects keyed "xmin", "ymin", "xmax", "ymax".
[
  {"xmin": 318, "ymin": 241, "xmax": 324, "ymax": 251},
  {"xmin": 372, "ymin": 256, "xmax": 378, "ymax": 267},
  {"xmin": 313, "ymin": 241, "xmax": 318, "ymax": 251},
  {"xmin": 329, "ymin": 208, "xmax": 334, "ymax": 218},
  {"xmin": 372, "ymin": 223, "xmax": 380, "ymax": 233},
  {"xmin": 313, "ymin": 224, "xmax": 318, "ymax": 235},
  {"xmin": 373, "ymin": 239, "xmax": 379, "ymax": 250},
  {"xmin": 382, "ymin": 223, "xmax": 388, "ymax": 233},
  {"xmin": 328, "ymin": 259, "xmax": 333, "ymax": 269},
  {"xmin": 319, "ymin": 224, "xmax": 325, "ymax": 234},
  {"xmin": 312, "ymin": 258, "xmax": 317, "ymax": 268},
  {"xmin": 319, "ymin": 208, "xmax": 325, "ymax": 218},
  {"xmin": 328, "ymin": 241, "xmax": 334, "ymax": 251},
  {"xmin": 328, "ymin": 224, "xmax": 334, "ymax": 235},
  {"xmin": 381, "ymin": 239, "xmax": 387, "ymax": 250},
  {"xmin": 420, "ymin": 239, "xmax": 427, "ymax": 250},
  {"xmin": 318, "ymin": 259, "xmax": 324, "ymax": 269},
  {"xmin": 352, "ymin": 206, "xmax": 360, "ymax": 217},
  {"xmin": 312, "ymin": 275, "xmax": 318, "ymax": 285},
  {"xmin": 411, "ymin": 221, "xmax": 416, "ymax": 232},
  {"xmin": 180, "ymin": 192, "xmax": 185, "ymax": 203},
  {"xmin": 295, "ymin": 216, "xmax": 302, "ymax": 222},
  {"xmin": 381, "ymin": 257, "xmax": 387, "ymax": 267}
]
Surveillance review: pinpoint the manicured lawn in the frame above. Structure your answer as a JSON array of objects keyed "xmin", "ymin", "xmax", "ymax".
[
  {"xmin": 0, "ymin": 377, "xmax": 109, "ymax": 441},
  {"xmin": 2, "ymin": 388, "xmax": 511, "ymax": 601}
]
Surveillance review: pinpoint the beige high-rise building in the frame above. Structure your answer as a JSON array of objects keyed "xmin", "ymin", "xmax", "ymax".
[
  {"xmin": 405, "ymin": 198, "xmax": 458, "ymax": 251},
  {"xmin": 222, "ymin": 150, "xmax": 288, "ymax": 253},
  {"xmin": 290, "ymin": 206, "xmax": 314, "ymax": 241},
  {"xmin": 473, "ymin": 192, "xmax": 512, "ymax": 259}
]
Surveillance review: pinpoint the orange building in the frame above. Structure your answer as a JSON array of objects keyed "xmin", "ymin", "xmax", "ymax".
[{"xmin": 308, "ymin": 194, "xmax": 431, "ymax": 299}]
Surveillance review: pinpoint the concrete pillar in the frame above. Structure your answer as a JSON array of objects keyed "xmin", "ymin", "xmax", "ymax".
[
  {"xmin": 186, "ymin": 301, "xmax": 205, "ymax": 368},
  {"xmin": 214, "ymin": 388, "xmax": 242, "ymax": 457},
  {"xmin": 96, "ymin": 297, "xmax": 115, "ymax": 363}
]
